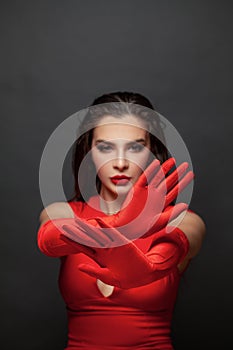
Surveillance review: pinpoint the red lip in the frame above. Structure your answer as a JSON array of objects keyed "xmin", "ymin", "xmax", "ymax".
[
  {"xmin": 111, "ymin": 175, "xmax": 131, "ymax": 180},
  {"xmin": 110, "ymin": 175, "xmax": 131, "ymax": 185}
]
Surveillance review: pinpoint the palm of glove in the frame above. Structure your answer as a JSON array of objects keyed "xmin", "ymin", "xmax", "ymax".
[{"xmin": 98, "ymin": 158, "xmax": 193, "ymax": 239}]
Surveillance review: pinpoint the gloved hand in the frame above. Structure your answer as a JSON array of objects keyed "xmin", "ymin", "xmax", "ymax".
[
  {"xmin": 37, "ymin": 218, "xmax": 87, "ymax": 257},
  {"xmin": 60, "ymin": 217, "xmax": 189, "ymax": 289},
  {"xmin": 96, "ymin": 157, "xmax": 194, "ymax": 239}
]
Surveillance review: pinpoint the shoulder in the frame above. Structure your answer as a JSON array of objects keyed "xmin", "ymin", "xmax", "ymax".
[
  {"xmin": 180, "ymin": 210, "xmax": 206, "ymax": 243},
  {"xmin": 169, "ymin": 209, "xmax": 206, "ymax": 273},
  {"xmin": 169, "ymin": 209, "xmax": 206, "ymax": 243},
  {"xmin": 179, "ymin": 210, "xmax": 206, "ymax": 259},
  {"xmin": 39, "ymin": 202, "xmax": 75, "ymax": 225}
]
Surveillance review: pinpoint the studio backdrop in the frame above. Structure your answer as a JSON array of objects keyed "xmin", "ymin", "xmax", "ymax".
[{"xmin": 1, "ymin": 1, "xmax": 232, "ymax": 349}]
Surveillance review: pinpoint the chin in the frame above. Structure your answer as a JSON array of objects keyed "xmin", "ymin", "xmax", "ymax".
[{"xmin": 115, "ymin": 185, "xmax": 132, "ymax": 196}]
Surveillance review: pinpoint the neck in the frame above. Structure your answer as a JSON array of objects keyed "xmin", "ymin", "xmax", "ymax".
[{"xmin": 99, "ymin": 192, "xmax": 126, "ymax": 215}]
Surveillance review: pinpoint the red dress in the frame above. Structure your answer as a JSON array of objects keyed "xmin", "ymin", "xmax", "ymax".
[{"xmin": 58, "ymin": 196, "xmax": 189, "ymax": 349}]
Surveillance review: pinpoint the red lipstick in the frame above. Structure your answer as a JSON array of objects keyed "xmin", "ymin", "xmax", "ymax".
[{"xmin": 110, "ymin": 175, "xmax": 131, "ymax": 185}]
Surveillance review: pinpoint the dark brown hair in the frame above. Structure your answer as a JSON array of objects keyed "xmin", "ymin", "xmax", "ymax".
[{"xmin": 69, "ymin": 91, "xmax": 169, "ymax": 202}]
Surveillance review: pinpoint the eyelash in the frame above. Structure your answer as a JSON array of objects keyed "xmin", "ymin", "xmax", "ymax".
[
  {"xmin": 96, "ymin": 143, "xmax": 144, "ymax": 153},
  {"xmin": 96, "ymin": 144, "xmax": 113, "ymax": 153},
  {"xmin": 129, "ymin": 144, "xmax": 144, "ymax": 152}
]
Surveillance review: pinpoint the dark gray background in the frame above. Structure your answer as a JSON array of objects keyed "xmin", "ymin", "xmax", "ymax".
[{"xmin": 1, "ymin": 1, "xmax": 232, "ymax": 349}]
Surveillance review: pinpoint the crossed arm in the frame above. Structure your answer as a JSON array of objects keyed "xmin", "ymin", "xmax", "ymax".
[
  {"xmin": 38, "ymin": 158, "xmax": 206, "ymax": 282},
  {"xmin": 38, "ymin": 201, "xmax": 206, "ymax": 274}
]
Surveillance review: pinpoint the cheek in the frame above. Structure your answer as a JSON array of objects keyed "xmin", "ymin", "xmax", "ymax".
[
  {"xmin": 91, "ymin": 150, "xmax": 106, "ymax": 173},
  {"xmin": 91, "ymin": 152, "xmax": 110, "ymax": 178},
  {"xmin": 97, "ymin": 166, "xmax": 108, "ymax": 179}
]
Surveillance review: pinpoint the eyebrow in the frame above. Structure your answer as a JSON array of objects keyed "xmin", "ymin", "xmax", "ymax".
[{"xmin": 95, "ymin": 138, "xmax": 147, "ymax": 145}]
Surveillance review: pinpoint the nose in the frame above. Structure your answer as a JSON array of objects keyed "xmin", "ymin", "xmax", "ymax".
[{"xmin": 112, "ymin": 156, "xmax": 129, "ymax": 171}]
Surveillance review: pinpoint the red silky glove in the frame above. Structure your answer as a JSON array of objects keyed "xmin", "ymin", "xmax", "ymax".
[
  {"xmin": 37, "ymin": 218, "xmax": 86, "ymax": 257},
  {"xmin": 96, "ymin": 157, "xmax": 194, "ymax": 239},
  {"xmin": 60, "ymin": 218, "xmax": 189, "ymax": 289}
]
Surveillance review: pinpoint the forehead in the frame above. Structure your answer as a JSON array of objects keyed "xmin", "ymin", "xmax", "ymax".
[{"xmin": 92, "ymin": 115, "xmax": 148, "ymax": 140}]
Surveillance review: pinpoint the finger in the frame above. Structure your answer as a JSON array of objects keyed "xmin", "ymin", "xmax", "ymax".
[
  {"xmin": 155, "ymin": 203, "xmax": 188, "ymax": 227},
  {"xmin": 136, "ymin": 159, "xmax": 161, "ymax": 187},
  {"xmin": 73, "ymin": 218, "xmax": 112, "ymax": 246},
  {"xmin": 149, "ymin": 166, "xmax": 166, "ymax": 189},
  {"xmin": 95, "ymin": 217, "xmax": 114, "ymax": 229},
  {"xmin": 76, "ymin": 218, "xmax": 127, "ymax": 248},
  {"xmin": 157, "ymin": 162, "xmax": 189, "ymax": 193},
  {"xmin": 165, "ymin": 171, "xmax": 194, "ymax": 206},
  {"xmin": 94, "ymin": 218, "xmax": 115, "ymax": 242},
  {"xmin": 96, "ymin": 218, "xmax": 130, "ymax": 245},
  {"xmin": 61, "ymin": 225, "xmax": 101, "ymax": 247},
  {"xmin": 142, "ymin": 203, "xmax": 187, "ymax": 238},
  {"xmin": 60, "ymin": 234, "xmax": 96, "ymax": 257},
  {"xmin": 161, "ymin": 157, "xmax": 176, "ymax": 176},
  {"xmin": 167, "ymin": 203, "xmax": 188, "ymax": 222},
  {"xmin": 62, "ymin": 222, "xmax": 110, "ymax": 247},
  {"xmin": 149, "ymin": 157, "xmax": 177, "ymax": 188}
]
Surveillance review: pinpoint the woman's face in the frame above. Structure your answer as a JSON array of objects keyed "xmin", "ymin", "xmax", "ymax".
[{"xmin": 91, "ymin": 115, "xmax": 151, "ymax": 201}]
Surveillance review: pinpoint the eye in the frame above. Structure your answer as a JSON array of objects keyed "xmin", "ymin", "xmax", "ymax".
[
  {"xmin": 96, "ymin": 143, "xmax": 113, "ymax": 153},
  {"xmin": 128, "ymin": 143, "xmax": 144, "ymax": 152}
]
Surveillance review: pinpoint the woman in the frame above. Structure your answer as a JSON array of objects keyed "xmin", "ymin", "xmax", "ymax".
[{"xmin": 38, "ymin": 92, "xmax": 206, "ymax": 349}]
